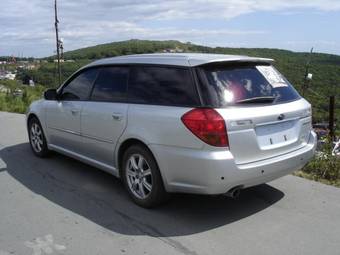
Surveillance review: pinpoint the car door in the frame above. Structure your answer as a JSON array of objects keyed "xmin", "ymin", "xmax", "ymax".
[
  {"xmin": 80, "ymin": 66, "xmax": 129, "ymax": 167},
  {"xmin": 45, "ymin": 68, "xmax": 98, "ymax": 153}
]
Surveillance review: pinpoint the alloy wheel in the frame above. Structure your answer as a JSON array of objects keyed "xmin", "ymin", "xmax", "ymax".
[
  {"xmin": 125, "ymin": 154, "xmax": 153, "ymax": 199},
  {"xmin": 30, "ymin": 122, "xmax": 44, "ymax": 153}
]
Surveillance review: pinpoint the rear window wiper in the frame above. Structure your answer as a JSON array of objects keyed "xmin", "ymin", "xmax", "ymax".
[{"xmin": 235, "ymin": 96, "xmax": 277, "ymax": 104}]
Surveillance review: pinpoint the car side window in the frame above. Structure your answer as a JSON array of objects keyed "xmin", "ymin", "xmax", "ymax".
[
  {"xmin": 90, "ymin": 66, "xmax": 129, "ymax": 102},
  {"xmin": 128, "ymin": 66, "xmax": 200, "ymax": 106},
  {"xmin": 60, "ymin": 68, "xmax": 98, "ymax": 101}
]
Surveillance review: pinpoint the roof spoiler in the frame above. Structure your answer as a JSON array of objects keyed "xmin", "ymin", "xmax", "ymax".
[{"xmin": 192, "ymin": 58, "xmax": 275, "ymax": 67}]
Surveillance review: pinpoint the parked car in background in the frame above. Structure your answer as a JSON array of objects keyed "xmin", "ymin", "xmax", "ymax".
[{"xmin": 26, "ymin": 53, "xmax": 317, "ymax": 207}]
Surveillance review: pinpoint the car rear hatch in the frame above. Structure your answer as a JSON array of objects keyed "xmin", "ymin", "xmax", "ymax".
[
  {"xmin": 197, "ymin": 62, "xmax": 312, "ymax": 164},
  {"xmin": 216, "ymin": 100, "xmax": 312, "ymax": 164}
]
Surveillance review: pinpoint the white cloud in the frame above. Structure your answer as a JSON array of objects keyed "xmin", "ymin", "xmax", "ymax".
[
  {"xmin": 0, "ymin": 0, "xmax": 340, "ymax": 56},
  {"xmin": 56, "ymin": 0, "xmax": 340, "ymax": 21}
]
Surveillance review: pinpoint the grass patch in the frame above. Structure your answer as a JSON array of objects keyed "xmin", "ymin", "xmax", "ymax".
[
  {"xmin": 0, "ymin": 80, "xmax": 45, "ymax": 114},
  {"xmin": 295, "ymin": 140, "xmax": 340, "ymax": 188}
]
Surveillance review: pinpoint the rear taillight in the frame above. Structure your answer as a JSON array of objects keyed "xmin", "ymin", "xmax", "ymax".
[{"xmin": 181, "ymin": 108, "xmax": 229, "ymax": 147}]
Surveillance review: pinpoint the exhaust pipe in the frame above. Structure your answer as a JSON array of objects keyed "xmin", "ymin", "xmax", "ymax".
[{"xmin": 225, "ymin": 186, "xmax": 243, "ymax": 199}]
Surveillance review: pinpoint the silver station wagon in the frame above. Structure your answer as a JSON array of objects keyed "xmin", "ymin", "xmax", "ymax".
[{"xmin": 26, "ymin": 53, "xmax": 317, "ymax": 207}]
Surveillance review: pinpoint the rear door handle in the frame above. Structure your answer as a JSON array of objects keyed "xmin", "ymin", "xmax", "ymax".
[
  {"xmin": 71, "ymin": 109, "xmax": 79, "ymax": 115},
  {"xmin": 112, "ymin": 113, "xmax": 123, "ymax": 121}
]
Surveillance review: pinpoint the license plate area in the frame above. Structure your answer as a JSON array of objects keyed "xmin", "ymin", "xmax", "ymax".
[{"xmin": 255, "ymin": 120, "xmax": 298, "ymax": 149}]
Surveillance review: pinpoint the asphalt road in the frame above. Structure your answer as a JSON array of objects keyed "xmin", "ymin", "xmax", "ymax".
[{"xmin": 0, "ymin": 111, "xmax": 339, "ymax": 255}]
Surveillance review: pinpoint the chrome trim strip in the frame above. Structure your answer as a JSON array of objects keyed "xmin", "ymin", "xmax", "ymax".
[
  {"xmin": 81, "ymin": 133, "xmax": 114, "ymax": 144},
  {"xmin": 49, "ymin": 126, "xmax": 113, "ymax": 143},
  {"xmin": 48, "ymin": 126, "xmax": 80, "ymax": 135},
  {"xmin": 255, "ymin": 117, "xmax": 300, "ymax": 127}
]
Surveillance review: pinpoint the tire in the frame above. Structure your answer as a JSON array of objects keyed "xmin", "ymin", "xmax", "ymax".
[
  {"xmin": 28, "ymin": 117, "xmax": 50, "ymax": 157},
  {"xmin": 121, "ymin": 144, "xmax": 168, "ymax": 208}
]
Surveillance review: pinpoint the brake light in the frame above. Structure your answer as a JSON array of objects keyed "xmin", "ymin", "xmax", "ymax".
[{"xmin": 181, "ymin": 108, "xmax": 229, "ymax": 147}]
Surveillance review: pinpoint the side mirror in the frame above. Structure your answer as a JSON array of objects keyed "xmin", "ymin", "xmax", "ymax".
[{"xmin": 44, "ymin": 89, "xmax": 58, "ymax": 100}]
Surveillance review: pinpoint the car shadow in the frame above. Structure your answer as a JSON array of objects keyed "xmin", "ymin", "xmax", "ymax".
[{"xmin": 0, "ymin": 143, "xmax": 284, "ymax": 237}]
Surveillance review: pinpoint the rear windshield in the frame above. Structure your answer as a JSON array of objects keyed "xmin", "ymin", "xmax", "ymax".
[{"xmin": 199, "ymin": 64, "xmax": 300, "ymax": 107}]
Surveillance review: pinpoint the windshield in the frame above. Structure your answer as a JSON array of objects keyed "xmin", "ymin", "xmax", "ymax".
[{"xmin": 199, "ymin": 64, "xmax": 301, "ymax": 107}]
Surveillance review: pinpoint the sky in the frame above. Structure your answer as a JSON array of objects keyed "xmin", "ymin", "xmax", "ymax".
[{"xmin": 1, "ymin": 0, "xmax": 340, "ymax": 57}]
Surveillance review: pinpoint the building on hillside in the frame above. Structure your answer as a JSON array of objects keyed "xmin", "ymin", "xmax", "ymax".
[
  {"xmin": 54, "ymin": 59, "xmax": 65, "ymax": 63},
  {"xmin": 162, "ymin": 47, "xmax": 184, "ymax": 53},
  {"xmin": 0, "ymin": 71, "xmax": 16, "ymax": 80},
  {"xmin": 5, "ymin": 72, "xmax": 16, "ymax": 80}
]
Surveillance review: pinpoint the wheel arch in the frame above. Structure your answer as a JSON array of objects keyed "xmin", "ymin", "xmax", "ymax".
[
  {"xmin": 26, "ymin": 112, "xmax": 49, "ymax": 144},
  {"xmin": 27, "ymin": 113, "xmax": 40, "ymax": 129},
  {"xmin": 116, "ymin": 138, "xmax": 164, "ymax": 181},
  {"xmin": 117, "ymin": 138, "xmax": 149, "ymax": 174}
]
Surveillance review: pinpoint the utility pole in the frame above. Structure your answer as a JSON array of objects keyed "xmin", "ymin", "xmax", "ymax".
[
  {"xmin": 54, "ymin": 0, "xmax": 61, "ymax": 86},
  {"xmin": 302, "ymin": 47, "xmax": 313, "ymax": 97}
]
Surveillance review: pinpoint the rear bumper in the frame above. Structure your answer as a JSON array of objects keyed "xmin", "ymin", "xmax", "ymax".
[{"xmin": 150, "ymin": 131, "xmax": 317, "ymax": 195}]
